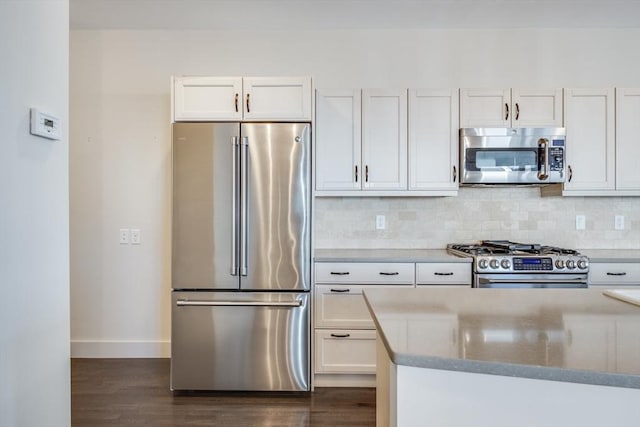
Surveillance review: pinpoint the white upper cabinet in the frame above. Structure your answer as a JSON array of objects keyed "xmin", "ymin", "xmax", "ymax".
[
  {"xmin": 172, "ymin": 76, "xmax": 312, "ymax": 122},
  {"xmin": 315, "ymin": 88, "xmax": 459, "ymax": 196},
  {"xmin": 243, "ymin": 77, "xmax": 312, "ymax": 121},
  {"xmin": 615, "ymin": 88, "xmax": 640, "ymax": 192},
  {"xmin": 173, "ymin": 76, "xmax": 243, "ymax": 121},
  {"xmin": 408, "ymin": 89, "xmax": 459, "ymax": 191},
  {"xmin": 460, "ymin": 88, "xmax": 563, "ymax": 128},
  {"xmin": 315, "ymin": 89, "xmax": 362, "ymax": 191},
  {"xmin": 362, "ymin": 89, "xmax": 408, "ymax": 190},
  {"xmin": 562, "ymin": 88, "xmax": 616, "ymax": 193}
]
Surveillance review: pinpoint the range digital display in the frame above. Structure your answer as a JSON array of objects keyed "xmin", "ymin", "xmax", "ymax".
[{"xmin": 513, "ymin": 257, "xmax": 553, "ymax": 270}]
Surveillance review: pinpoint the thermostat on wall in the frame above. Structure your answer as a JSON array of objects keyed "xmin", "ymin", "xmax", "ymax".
[{"xmin": 30, "ymin": 107, "xmax": 61, "ymax": 140}]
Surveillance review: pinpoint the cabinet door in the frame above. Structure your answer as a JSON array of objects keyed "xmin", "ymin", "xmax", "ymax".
[
  {"xmin": 243, "ymin": 77, "xmax": 312, "ymax": 121},
  {"xmin": 563, "ymin": 88, "xmax": 615, "ymax": 191},
  {"xmin": 615, "ymin": 88, "xmax": 640, "ymax": 190},
  {"xmin": 416, "ymin": 262, "xmax": 471, "ymax": 286},
  {"xmin": 314, "ymin": 330, "xmax": 377, "ymax": 374},
  {"xmin": 362, "ymin": 89, "xmax": 408, "ymax": 190},
  {"xmin": 563, "ymin": 314, "xmax": 616, "ymax": 371},
  {"xmin": 589, "ymin": 262, "xmax": 640, "ymax": 286},
  {"xmin": 315, "ymin": 90, "xmax": 362, "ymax": 190},
  {"xmin": 408, "ymin": 89, "xmax": 459, "ymax": 191},
  {"xmin": 459, "ymin": 88, "xmax": 511, "ymax": 127},
  {"xmin": 173, "ymin": 76, "xmax": 242, "ymax": 121},
  {"xmin": 511, "ymin": 88, "xmax": 563, "ymax": 127}
]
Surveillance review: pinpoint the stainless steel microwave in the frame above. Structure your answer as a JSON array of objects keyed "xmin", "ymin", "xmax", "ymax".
[{"xmin": 459, "ymin": 128, "xmax": 566, "ymax": 185}]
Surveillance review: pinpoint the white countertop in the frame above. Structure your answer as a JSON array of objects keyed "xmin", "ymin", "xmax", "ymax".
[
  {"xmin": 364, "ymin": 287, "xmax": 640, "ymax": 389},
  {"xmin": 314, "ymin": 248, "xmax": 471, "ymax": 263}
]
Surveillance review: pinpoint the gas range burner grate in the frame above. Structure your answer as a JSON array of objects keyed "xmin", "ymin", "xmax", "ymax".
[{"xmin": 447, "ymin": 241, "xmax": 581, "ymax": 256}]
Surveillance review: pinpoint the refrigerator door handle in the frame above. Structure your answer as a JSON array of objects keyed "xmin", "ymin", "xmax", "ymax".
[
  {"xmin": 240, "ymin": 136, "xmax": 249, "ymax": 276},
  {"xmin": 231, "ymin": 136, "xmax": 239, "ymax": 276},
  {"xmin": 176, "ymin": 299, "xmax": 303, "ymax": 308}
]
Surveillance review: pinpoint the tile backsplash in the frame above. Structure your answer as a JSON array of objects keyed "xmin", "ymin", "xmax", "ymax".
[{"xmin": 314, "ymin": 188, "xmax": 640, "ymax": 250}]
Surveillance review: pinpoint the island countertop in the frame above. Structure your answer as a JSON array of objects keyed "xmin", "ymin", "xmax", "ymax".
[{"xmin": 364, "ymin": 287, "xmax": 640, "ymax": 389}]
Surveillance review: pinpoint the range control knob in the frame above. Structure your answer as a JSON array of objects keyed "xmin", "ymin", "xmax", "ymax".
[
  {"xmin": 577, "ymin": 259, "xmax": 589, "ymax": 270},
  {"xmin": 566, "ymin": 260, "xmax": 576, "ymax": 269},
  {"xmin": 555, "ymin": 259, "xmax": 565, "ymax": 269},
  {"xmin": 500, "ymin": 259, "xmax": 511, "ymax": 269},
  {"xmin": 489, "ymin": 259, "xmax": 500, "ymax": 269},
  {"xmin": 478, "ymin": 259, "xmax": 488, "ymax": 269}
]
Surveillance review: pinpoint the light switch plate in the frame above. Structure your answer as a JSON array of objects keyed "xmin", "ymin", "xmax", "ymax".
[
  {"xmin": 615, "ymin": 215, "xmax": 625, "ymax": 230},
  {"xmin": 376, "ymin": 215, "xmax": 386, "ymax": 230},
  {"xmin": 119, "ymin": 228, "xmax": 130, "ymax": 244},
  {"xmin": 131, "ymin": 228, "xmax": 141, "ymax": 244},
  {"xmin": 575, "ymin": 215, "xmax": 586, "ymax": 230}
]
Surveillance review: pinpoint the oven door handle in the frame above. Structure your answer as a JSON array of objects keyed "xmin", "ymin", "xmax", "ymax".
[{"xmin": 479, "ymin": 278, "xmax": 588, "ymax": 285}]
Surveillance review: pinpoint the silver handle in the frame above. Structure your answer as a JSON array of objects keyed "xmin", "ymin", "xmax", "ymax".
[
  {"xmin": 515, "ymin": 102, "xmax": 520, "ymax": 120},
  {"xmin": 177, "ymin": 299, "xmax": 302, "ymax": 307},
  {"xmin": 452, "ymin": 165, "xmax": 457, "ymax": 183},
  {"xmin": 365, "ymin": 165, "xmax": 369, "ymax": 182},
  {"xmin": 479, "ymin": 278, "xmax": 587, "ymax": 285},
  {"xmin": 240, "ymin": 136, "xmax": 249, "ymax": 276},
  {"xmin": 330, "ymin": 333, "xmax": 351, "ymax": 338},
  {"xmin": 538, "ymin": 138, "xmax": 549, "ymax": 181},
  {"xmin": 568, "ymin": 165, "xmax": 573, "ymax": 182},
  {"xmin": 330, "ymin": 288, "xmax": 351, "ymax": 293},
  {"xmin": 355, "ymin": 165, "xmax": 358, "ymax": 183},
  {"xmin": 234, "ymin": 93, "xmax": 239, "ymax": 113},
  {"xmin": 434, "ymin": 272, "xmax": 454, "ymax": 276},
  {"xmin": 505, "ymin": 103, "xmax": 509, "ymax": 120},
  {"xmin": 330, "ymin": 272, "xmax": 350, "ymax": 275},
  {"xmin": 606, "ymin": 272, "xmax": 627, "ymax": 276},
  {"xmin": 231, "ymin": 136, "xmax": 239, "ymax": 276},
  {"xmin": 379, "ymin": 272, "xmax": 399, "ymax": 276}
]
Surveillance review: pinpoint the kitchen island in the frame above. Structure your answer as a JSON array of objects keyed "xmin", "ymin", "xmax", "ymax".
[{"xmin": 364, "ymin": 287, "xmax": 640, "ymax": 427}]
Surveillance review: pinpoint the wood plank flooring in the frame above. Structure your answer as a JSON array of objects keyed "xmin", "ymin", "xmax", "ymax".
[{"xmin": 71, "ymin": 359, "xmax": 376, "ymax": 426}]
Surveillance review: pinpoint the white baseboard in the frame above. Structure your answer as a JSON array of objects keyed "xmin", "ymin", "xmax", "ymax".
[{"xmin": 71, "ymin": 340, "xmax": 170, "ymax": 358}]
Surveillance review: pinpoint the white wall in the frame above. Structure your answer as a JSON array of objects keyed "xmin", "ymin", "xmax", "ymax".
[
  {"xmin": 1, "ymin": 1, "xmax": 70, "ymax": 426},
  {"xmin": 70, "ymin": 28, "xmax": 640, "ymax": 357}
]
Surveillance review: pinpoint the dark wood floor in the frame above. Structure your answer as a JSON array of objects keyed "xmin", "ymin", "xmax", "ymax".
[{"xmin": 71, "ymin": 359, "xmax": 376, "ymax": 426}]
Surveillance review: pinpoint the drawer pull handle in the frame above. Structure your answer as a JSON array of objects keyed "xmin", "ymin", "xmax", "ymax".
[
  {"xmin": 330, "ymin": 288, "xmax": 350, "ymax": 293},
  {"xmin": 379, "ymin": 272, "xmax": 399, "ymax": 276},
  {"xmin": 606, "ymin": 272, "xmax": 627, "ymax": 276},
  {"xmin": 330, "ymin": 272, "xmax": 350, "ymax": 275},
  {"xmin": 434, "ymin": 272, "xmax": 454, "ymax": 276},
  {"xmin": 330, "ymin": 333, "xmax": 351, "ymax": 338}
]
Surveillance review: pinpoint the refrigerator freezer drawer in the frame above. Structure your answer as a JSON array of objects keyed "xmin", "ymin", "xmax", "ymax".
[{"xmin": 171, "ymin": 291, "xmax": 310, "ymax": 391}]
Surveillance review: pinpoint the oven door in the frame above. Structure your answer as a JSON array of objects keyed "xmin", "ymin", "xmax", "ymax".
[{"xmin": 475, "ymin": 274, "xmax": 588, "ymax": 289}]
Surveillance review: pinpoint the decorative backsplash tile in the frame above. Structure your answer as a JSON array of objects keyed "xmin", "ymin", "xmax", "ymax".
[{"xmin": 314, "ymin": 188, "xmax": 640, "ymax": 249}]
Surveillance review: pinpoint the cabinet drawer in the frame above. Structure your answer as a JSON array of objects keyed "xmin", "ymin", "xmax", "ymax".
[
  {"xmin": 314, "ymin": 284, "xmax": 413, "ymax": 329},
  {"xmin": 416, "ymin": 263, "xmax": 471, "ymax": 285},
  {"xmin": 314, "ymin": 330, "xmax": 377, "ymax": 374},
  {"xmin": 315, "ymin": 262, "xmax": 415, "ymax": 284},
  {"xmin": 589, "ymin": 263, "xmax": 640, "ymax": 286}
]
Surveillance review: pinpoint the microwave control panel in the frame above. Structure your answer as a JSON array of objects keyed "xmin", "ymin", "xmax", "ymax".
[{"xmin": 549, "ymin": 147, "xmax": 564, "ymax": 171}]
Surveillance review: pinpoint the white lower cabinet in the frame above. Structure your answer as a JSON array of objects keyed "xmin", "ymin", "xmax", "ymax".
[
  {"xmin": 313, "ymin": 262, "xmax": 415, "ymax": 386},
  {"xmin": 589, "ymin": 262, "xmax": 640, "ymax": 287},
  {"xmin": 416, "ymin": 262, "xmax": 471, "ymax": 286},
  {"xmin": 314, "ymin": 330, "xmax": 377, "ymax": 374}
]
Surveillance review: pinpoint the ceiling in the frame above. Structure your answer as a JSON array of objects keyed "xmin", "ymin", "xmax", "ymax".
[{"xmin": 70, "ymin": 0, "xmax": 640, "ymax": 30}]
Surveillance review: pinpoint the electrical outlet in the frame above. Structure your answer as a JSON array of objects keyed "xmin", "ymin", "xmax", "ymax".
[
  {"xmin": 615, "ymin": 215, "xmax": 625, "ymax": 230},
  {"xmin": 575, "ymin": 215, "xmax": 586, "ymax": 230},
  {"xmin": 131, "ymin": 228, "xmax": 141, "ymax": 244},
  {"xmin": 376, "ymin": 215, "xmax": 386, "ymax": 230},
  {"xmin": 119, "ymin": 228, "xmax": 130, "ymax": 244}
]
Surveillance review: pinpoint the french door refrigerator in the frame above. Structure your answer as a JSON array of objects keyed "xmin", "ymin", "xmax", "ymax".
[{"xmin": 171, "ymin": 122, "xmax": 311, "ymax": 391}]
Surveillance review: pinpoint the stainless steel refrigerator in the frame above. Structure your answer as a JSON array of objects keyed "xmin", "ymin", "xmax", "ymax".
[{"xmin": 170, "ymin": 122, "xmax": 311, "ymax": 391}]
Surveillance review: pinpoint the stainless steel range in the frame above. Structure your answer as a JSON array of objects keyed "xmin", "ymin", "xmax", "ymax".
[{"xmin": 447, "ymin": 240, "xmax": 589, "ymax": 288}]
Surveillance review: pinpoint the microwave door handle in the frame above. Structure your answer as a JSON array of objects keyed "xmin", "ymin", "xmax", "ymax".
[{"xmin": 538, "ymin": 138, "xmax": 549, "ymax": 181}]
